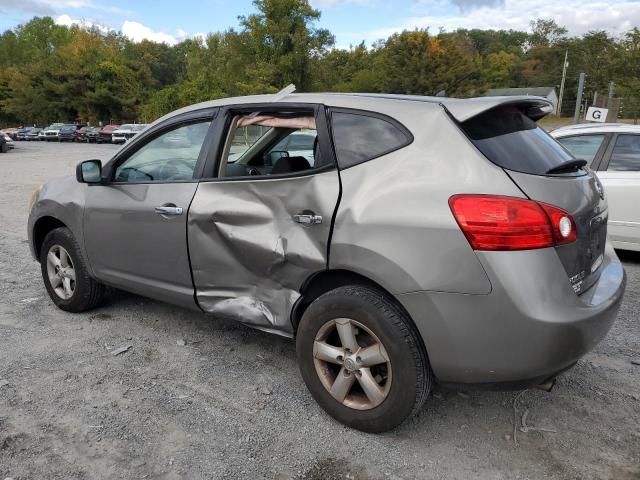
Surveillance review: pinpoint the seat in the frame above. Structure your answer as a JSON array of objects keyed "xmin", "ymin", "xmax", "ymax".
[{"xmin": 271, "ymin": 156, "xmax": 311, "ymax": 174}]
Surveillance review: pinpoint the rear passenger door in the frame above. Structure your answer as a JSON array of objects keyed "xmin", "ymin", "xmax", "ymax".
[
  {"xmin": 597, "ymin": 133, "xmax": 640, "ymax": 249},
  {"xmin": 187, "ymin": 104, "xmax": 339, "ymax": 334}
]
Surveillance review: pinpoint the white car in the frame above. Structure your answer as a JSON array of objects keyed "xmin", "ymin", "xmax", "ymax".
[
  {"xmin": 42, "ymin": 123, "xmax": 65, "ymax": 142},
  {"xmin": 271, "ymin": 130, "xmax": 317, "ymax": 164},
  {"xmin": 551, "ymin": 123, "xmax": 640, "ymax": 251},
  {"xmin": 112, "ymin": 124, "xmax": 148, "ymax": 144}
]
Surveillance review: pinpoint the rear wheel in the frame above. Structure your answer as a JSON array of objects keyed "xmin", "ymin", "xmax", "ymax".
[
  {"xmin": 296, "ymin": 285, "xmax": 431, "ymax": 432},
  {"xmin": 40, "ymin": 227, "xmax": 105, "ymax": 312}
]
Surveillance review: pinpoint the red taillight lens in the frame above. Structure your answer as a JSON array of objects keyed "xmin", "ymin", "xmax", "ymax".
[
  {"xmin": 538, "ymin": 203, "xmax": 577, "ymax": 245},
  {"xmin": 449, "ymin": 195, "xmax": 576, "ymax": 251}
]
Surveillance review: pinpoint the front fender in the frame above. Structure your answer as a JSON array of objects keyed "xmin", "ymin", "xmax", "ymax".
[{"xmin": 28, "ymin": 176, "xmax": 90, "ymax": 272}]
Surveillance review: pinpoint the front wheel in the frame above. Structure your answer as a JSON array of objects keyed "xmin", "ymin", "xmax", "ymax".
[
  {"xmin": 40, "ymin": 227, "xmax": 105, "ymax": 312},
  {"xmin": 296, "ymin": 285, "xmax": 432, "ymax": 433}
]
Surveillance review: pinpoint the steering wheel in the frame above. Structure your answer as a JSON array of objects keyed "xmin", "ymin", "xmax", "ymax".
[{"xmin": 117, "ymin": 167, "xmax": 153, "ymax": 181}]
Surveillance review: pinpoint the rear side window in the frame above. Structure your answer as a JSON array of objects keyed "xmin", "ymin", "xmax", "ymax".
[
  {"xmin": 331, "ymin": 110, "xmax": 412, "ymax": 168},
  {"xmin": 461, "ymin": 106, "xmax": 574, "ymax": 175},
  {"xmin": 608, "ymin": 134, "xmax": 640, "ymax": 171},
  {"xmin": 556, "ymin": 134, "xmax": 606, "ymax": 166}
]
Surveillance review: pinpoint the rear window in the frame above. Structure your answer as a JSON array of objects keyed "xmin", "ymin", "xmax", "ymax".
[{"xmin": 461, "ymin": 105, "xmax": 575, "ymax": 175}]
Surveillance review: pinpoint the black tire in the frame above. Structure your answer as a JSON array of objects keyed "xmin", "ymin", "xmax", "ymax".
[
  {"xmin": 296, "ymin": 285, "xmax": 432, "ymax": 433},
  {"xmin": 40, "ymin": 227, "xmax": 105, "ymax": 312}
]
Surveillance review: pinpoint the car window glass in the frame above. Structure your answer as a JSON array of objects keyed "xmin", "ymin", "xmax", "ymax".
[
  {"xmin": 556, "ymin": 135, "xmax": 606, "ymax": 166},
  {"xmin": 114, "ymin": 121, "xmax": 211, "ymax": 182},
  {"xmin": 222, "ymin": 113, "xmax": 323, "ymax": 178},
  {"xmin": 461, "ymin": 106, "xmax": 574, "ymax": 176},
  {"xmin": 608, "ymin": 134, "xmax": 640, "ymax": 171},
  {"xmin": 330, "ymin": 111, "xmax": 411, "ymax": 168}
]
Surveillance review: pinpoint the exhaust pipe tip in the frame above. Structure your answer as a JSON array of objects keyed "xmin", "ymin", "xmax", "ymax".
[{"xmin": 535, "ymin": 378, "xmax": 556, "ymax": 392}]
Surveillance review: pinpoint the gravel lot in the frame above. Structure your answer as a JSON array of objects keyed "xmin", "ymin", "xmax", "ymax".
[{"xmin": 1, "ymin": 141, "xmax": 639, "ymax": 480}]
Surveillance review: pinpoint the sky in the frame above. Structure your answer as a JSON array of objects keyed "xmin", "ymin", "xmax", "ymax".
[{"xmin": 0, "ymin": 0, "xmax": 639, "ymax": 48}]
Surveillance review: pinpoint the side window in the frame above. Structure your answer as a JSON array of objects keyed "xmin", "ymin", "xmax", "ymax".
[
  {"xmin": 556, "ymin": 135, "xmax": 606, "ymax": 166},
  {"xmin": 608, "ymin": 134, "xmax": 640, "ymax": 171},
  {"xmin": 330, "ymin": 111, "xmax": 412, "ymax": 169},
  {"xmin": 221, "ymin": 113, "xmax": 323, "ymax": 178},
  {"xmin": 114, "ymin": 121, "xmax": 211, "ymax": 182}
]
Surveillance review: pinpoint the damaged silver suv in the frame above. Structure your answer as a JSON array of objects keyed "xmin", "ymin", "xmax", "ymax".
[{"xmin": 28, "ymin": 92, "xmax": 626, "ymax": 432}]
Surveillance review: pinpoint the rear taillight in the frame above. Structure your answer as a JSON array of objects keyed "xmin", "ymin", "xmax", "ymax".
[{"xmin": 449, "ymin": 195, "xmax": 576, "ymax": 251}]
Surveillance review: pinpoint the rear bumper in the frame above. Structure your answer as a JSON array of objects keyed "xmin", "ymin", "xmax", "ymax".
[{"xmin": 397, "ymin": 243, "xmax": 626, "ymax": 385}]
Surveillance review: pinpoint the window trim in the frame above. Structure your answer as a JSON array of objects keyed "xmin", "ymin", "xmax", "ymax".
[
  {"xmin": 600, "ymin": 132, "xmax": 640, "ymax": 172},
  {"xmin": 555, "ymin": 132, "xmax": 612, "ymax": 171},
  {"xmin": 327, "ymin": 107, "xmax": 414, "ymax": 170},
  {"xmin": 199, "ymin": 102, "xmax": 338, "ymax": 182},
  {"xmin": 101, "ymin": 108, "xmax": 219, "ymax": 185}
]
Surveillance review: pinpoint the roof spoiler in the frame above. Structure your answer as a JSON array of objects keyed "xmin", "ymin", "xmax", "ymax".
[{"xmin": 441, "ymin": 96, "xmax": 554, "ymax": 123}]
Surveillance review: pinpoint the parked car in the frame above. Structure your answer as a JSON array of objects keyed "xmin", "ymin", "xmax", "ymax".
[
  {"xmin": 58, "ymin": 125, "xmax": 81, "ymax": 142},
  {"xmin": 270, "ymin": 130, "xmax": 316, "ymax": 164},
  {"xmin": 1, "ymin": 132, "xmax": 15, "ymax": 150},
  {"xmin": 111, "ymin": 124, "xmax": 148, "ymax": 144},
  {"xmin": 43, "ymin": 123, "xmax": 65, "ymax": 142},
  {"xmin": 551, "ymin": 123, "xmax": 640, "ymax": 252},
  {"xmin": 85, "ymin": 127, "xmax": 99, "ymax": 143},
  {"xmin": 26, "ymin": 128, "xmax": 43, "ymax": 141},
  {"xmin": 4, "ymin": 127, "xmax": 20, "ymax": 140},
  {"xmin": 27, "ymin": 93, "xmax": 626, "ymax": 433},
  {"xmin": 96, "ymin": 124, "xmax": 120, "ymax": 144},
  {"xmin": 73, "ymin": 126, "xmax": 95, "ymax": 143},
  {"xmin": 0, "ymin": 133, "xmax": 8, "ymax": 153},
  {"xmin": 16, "ymin": 127, "xmax": 35, "ymax": 140}
]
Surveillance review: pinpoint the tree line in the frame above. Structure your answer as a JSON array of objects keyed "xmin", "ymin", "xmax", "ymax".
[{"xmin": 1, "ymin": 0, "xmax": 640, "ymax": 126}]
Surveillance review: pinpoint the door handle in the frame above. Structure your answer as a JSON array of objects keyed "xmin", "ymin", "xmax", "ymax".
[
  {"xmin": 293, "ymin": 213, "xmax": 322, "ymax": 225},
  {"xmin": 155, "ymin": 206, "xmax": 183, "ymax": 216}
]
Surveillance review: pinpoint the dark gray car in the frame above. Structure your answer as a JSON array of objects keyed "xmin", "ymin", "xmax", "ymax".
[{"xmin": 27, "ymin": 92, "xmax": 626, "ymax": 432}]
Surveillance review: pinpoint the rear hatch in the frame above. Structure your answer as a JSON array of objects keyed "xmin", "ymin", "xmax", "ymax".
[{"xmin": 459, "ymin": 103, "xmax": 608, "ymax": 295}]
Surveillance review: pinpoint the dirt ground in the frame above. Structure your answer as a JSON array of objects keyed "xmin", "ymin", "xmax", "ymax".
[{"xmin": 1, "ymin": 141, "xmax": 639, "ymax": 480}]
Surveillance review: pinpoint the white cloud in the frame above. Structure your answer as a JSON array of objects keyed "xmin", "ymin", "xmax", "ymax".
[
  {"xmin": 338, "ymin": 0, "xmax": 640, "ymax": 46},
  {"xmin": 55, "ymin": 14, "xmax": 111, "ymax": 34},
  {"xmin": 122, "ymin": 21, "xmax": 184, "ymax": 45},
  {"xmin": 54, "ymin": 15, "xmax": 197, "ymax": 45}
]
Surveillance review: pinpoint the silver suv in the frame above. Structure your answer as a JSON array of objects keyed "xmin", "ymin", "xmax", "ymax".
[{"xmin": 28, "ymin": 93, "xmax": 626, "ymax": 432}]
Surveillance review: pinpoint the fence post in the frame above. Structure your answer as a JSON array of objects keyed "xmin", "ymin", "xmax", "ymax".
[{"xmin": 574, "ymin": 73, "xmax": 585, "ymax": 124}]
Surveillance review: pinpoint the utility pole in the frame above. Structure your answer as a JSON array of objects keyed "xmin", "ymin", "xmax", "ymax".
[
  {"xmin": 574, "ymin": 72, "xmax": 585, "ymax": 124},
  {"xmin": 608, "ymin": 81, "xmax": 615, "ymax": 98},
  {"xmin": 557, "ymin": 49, "xmax": 569, "ymax": 116}
]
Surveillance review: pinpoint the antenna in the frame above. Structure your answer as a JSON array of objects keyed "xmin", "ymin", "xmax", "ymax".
[{"xmin": 272, "ymin": 84, "xmax": 296, "ymax": 101}]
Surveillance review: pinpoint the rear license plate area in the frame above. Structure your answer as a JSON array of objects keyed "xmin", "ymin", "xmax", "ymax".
[{"xmin": 589, "ymin": 212, "xmax": 607, "ymax": 273}]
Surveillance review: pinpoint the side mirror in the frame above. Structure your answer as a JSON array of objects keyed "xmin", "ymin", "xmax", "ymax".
[{"xmin": 76, "ymin": 159, "xmax": 103, "ymax": 183}]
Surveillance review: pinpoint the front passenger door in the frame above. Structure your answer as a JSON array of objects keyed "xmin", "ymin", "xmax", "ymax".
[{"xmin": 83, "ymin": 117, "xmax": 215, "ymax": 308}]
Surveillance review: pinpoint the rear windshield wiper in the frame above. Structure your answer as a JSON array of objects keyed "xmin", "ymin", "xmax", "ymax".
[{"xmin": 546, "ymin": 159, "xmax": 587, "ymax": 175}]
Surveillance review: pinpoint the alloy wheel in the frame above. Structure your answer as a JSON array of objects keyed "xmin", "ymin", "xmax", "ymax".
[
  {"xmin": 313, "ymin": 318, "xmax": 392, "ymax": 410},
  {"xmin": 46, "ymin": 245, "xmax": 76, "ymax": 300}
]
